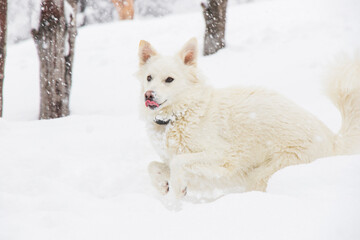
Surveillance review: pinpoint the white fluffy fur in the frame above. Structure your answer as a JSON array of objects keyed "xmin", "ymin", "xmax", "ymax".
[
  {"xmin": 137, "ymin": 39, "xmax": 360, "ymax": 198},
  {"xmin": 324, "ymin": 54, "xmax": 360, "ymax": 155}
]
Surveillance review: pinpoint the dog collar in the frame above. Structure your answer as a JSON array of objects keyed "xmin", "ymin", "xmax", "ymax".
[
  {"xmin": 154, "ymin": 119, "xmax": 171, "ymax": 125},
  {"xmin": 153, "ymin": 109, "xmax": 186, "ymax": 126},
  {"xmin": 154, "ymin": 113, "xmax": 176, "ymax": 126}
]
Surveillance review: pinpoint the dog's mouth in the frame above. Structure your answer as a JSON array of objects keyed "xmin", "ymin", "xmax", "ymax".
[{"xmin": 145, "ymin": 100, "xmax": 167, "ymax": 110}]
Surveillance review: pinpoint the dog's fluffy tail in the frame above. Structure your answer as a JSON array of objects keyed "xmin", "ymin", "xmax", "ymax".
[{"xmin": 325, "ymin": 54, "xmax": 360, "ymax": 155}]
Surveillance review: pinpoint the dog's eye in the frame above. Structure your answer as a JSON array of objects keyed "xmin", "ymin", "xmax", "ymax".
[
  {"xmin": 165, "ymin": 77, "xmax": 174, "ymax": 83},
  {"xmin": 147, "ymin": 75, "xmax": 152, "ymax": 82}
]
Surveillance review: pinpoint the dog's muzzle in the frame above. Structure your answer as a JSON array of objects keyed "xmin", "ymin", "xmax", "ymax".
[{"xmin": 145, "ymin": 90, "xmax": 161, "ymax": 110}]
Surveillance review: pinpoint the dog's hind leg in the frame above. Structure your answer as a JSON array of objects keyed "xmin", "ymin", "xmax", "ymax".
[
  {"xmin": 245, "ymin": 151, "xmax": 309, "ymax": 191},
  {"xmin": 148, "ymin": 161, "xmax": 170, "ymax": 195}
]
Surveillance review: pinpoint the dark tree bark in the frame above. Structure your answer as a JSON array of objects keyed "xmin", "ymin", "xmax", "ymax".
[
  {"xmin": 0, "ymin": 0, "xmax": 7, "ymax": 117},
  {"xmin": 32, "ymin": 0, "xmax": 77, "ymax": 119},
  {"xmin": 201, "ymin": 0, "xmax": 228, "ymax": 56}
]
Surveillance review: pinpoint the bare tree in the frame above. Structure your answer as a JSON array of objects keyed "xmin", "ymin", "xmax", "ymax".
[
  {"xmin": 112, "ymin": 0, "xmax": 134, "ymax": 20},
  {"xmin": 32, "ymin": 0, "xmax": 77, "ymax": 119},
  {"xmin": 0, "ymin": 0, "xmax": 7, "ymax": 117},
  {"xmin": 201, "ymin": 0, "xmax": 228, "ymax": 56}
]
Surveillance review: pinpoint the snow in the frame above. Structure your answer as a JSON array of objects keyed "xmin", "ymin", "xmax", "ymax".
[
  {"xmin": 30, "ymin": 0, "xmax": 41, "ymax": 31},
  {"xmin": 1, "ymin": 0, "xmax": 360, "ymax": 239},
  {"xmin": 64, "ymin": 0, "xmax": 75, "ymax": 25},
  {"xmin": 64, "ymin": 31, "xmax": 70, "ymax": 56},
  {"xmin": 64, "ymin": 0, "xmax": 75, "ymax": 57}
]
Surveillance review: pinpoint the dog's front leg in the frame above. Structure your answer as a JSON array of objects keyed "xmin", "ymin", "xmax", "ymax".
[
  {"xmin": 170, "ymin": 152, "xmax": 231, "ymax": 198},
  {"xmin": 148, "ymin": 161, "xmax": 170, "ymax": 195},
  {"xmin": 169, "ymin": 158, "xmax": 188, "ymax": 199}
]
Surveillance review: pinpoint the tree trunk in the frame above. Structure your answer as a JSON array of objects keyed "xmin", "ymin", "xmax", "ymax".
[
  {"xmin": 201, "ymin": 0, "xmax": 228, "ymax": 56},
  {"xmin": 32, "ymin": 0, "xmax": 77, "ymax": 119},
  {"xmin": 0, "ymin": 0, "xmax": 7, "ymax": 117},
  {"xmin": 112, "ymin": 0, "xmax": 134, "ymax": 20}
]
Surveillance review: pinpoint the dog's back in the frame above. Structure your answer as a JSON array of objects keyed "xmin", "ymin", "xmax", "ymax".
[{"xmin": 199, "ymin": 87, "xmax": 336, "ymax": 190}]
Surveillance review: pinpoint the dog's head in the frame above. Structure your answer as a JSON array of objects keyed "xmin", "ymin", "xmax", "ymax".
[{"xmin": 136, "ymin": 38, "xmax": 203, "ymax": 118}]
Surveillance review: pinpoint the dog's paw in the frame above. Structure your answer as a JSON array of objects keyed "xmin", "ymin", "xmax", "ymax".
[
  {"xmin": 181, "ymin": 187, "xmax": 187, "ymax": 196},
  {"xmin": 148, "ymin": 161, "xmax": 170, "ymax": 195},
  {"xmin": 170, "ymin": 178, "xmax": 187, "ymax": 199},
  {"xmin": 156, "ymin": 181, "xmax": 170, "ymax": 195},
  {"xmin": 172, "ymin": 186, "xmax": 187, "ymax": 199},
  {"xmin": 151, "ymin": 177, "xmax": 170, "ymax": 196}
]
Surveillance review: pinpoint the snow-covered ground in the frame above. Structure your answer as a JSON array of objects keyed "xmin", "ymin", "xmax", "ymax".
[{"xmin": 1, "ymin": 0, "xmax": 360, "ymax": 239}]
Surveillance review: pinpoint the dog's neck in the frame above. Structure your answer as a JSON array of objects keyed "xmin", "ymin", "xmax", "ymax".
[{"xmin": 152, "ymin": 86, "xmax": 211, "ymax": 126}]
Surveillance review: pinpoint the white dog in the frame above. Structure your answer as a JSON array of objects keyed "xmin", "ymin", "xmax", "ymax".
[{"xmin": 136, "ymin": 38, "xmax": 360, "ymax": 198}]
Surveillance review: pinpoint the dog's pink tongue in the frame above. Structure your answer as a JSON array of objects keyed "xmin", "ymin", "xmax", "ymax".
[{"xmin": 145, "ymin": 100, "xmax": 159, "ymax": 107}]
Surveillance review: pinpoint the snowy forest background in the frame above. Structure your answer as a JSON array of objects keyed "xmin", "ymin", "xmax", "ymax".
[
  {"xmin": 1, "ymin": 0, "xmax": 360, "ymax": 239},
  {"xmin": 8, "ymin": 0, "xmax": 254, "ymax": 44}
]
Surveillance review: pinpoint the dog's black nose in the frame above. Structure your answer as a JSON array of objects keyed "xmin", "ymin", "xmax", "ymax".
[{"xmin": 145, "ymin": 90, "xmax": 155, "ymax": 101}]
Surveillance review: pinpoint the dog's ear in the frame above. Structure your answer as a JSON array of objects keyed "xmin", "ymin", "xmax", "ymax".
[
  {"xmin": 179, "ymin": 38, "xmax": 198, "ymax": 66},
  {"xmin": 138, "ymin": 40, "xmax": 157, "ymax": 66}
]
